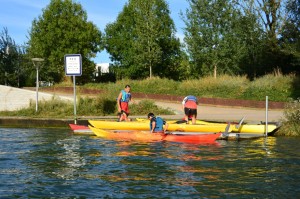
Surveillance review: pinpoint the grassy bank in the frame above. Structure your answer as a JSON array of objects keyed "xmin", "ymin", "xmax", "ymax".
[
  {"xmin": 276, "ymin": 98, "xmax": 300, "ymax": 136},
  {"xmin": 0, "ymin": 96, "xmax": 174, "ymax": 118},
  {"xmin": 84, "ymin": 74, "xmax": 299, "ymax": 102}
]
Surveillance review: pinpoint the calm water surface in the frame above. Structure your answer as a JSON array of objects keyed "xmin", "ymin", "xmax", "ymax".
[{"xmin": 0, "ymin": 128, "xmax": 299, "ymax": 198}]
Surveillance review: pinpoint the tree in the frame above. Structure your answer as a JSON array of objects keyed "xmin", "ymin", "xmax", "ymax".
[
  {"xmin": 183, "ymin": 0, "xmax": 245, "ymax": 78},
  {"xmin": 0, "ymin": 27, "xmax": 27, "ymax": 87},
  {"xmin": 28, "ymin": 0, "xmax": 102, "ymax": 84},
  {"xmin": 280, "ymin": 0, "xmax": 300, "ymax": 73},
  {"xmin": 238, "ymin": 0, "xmax": 292, "ymax": 75},
  {"xmin": 105, "ymin": 0, "xmax": 181, "ymax": 79}
]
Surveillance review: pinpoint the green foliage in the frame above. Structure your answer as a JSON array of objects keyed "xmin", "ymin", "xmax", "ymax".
[
  {"xmin": 130, "ymin": 100, "xmax": 174, "ymax": 115},
  {"xmin": 0, "ymin": 28, "xmax": 29, "ymax": 87},
  {"xmin": 241, "ymin": 74, "xmax": 295, "ymax": 101},
  {"xmin": 183, "ymin": 0, "xmax": 245, "ymax": 77},
  {"xmin": 84, "ymin": 74, "xmax": 298, "ymax": 102},
  {"xmin": 105, "ymin": 0, "xmax": 181, "ymax": 80},
  {"xmin": 77, "ymin": 96, "xmax": 116, "ymax": 116},
  {"xmin": 277, "ymin": 98, "xmax": 300, "ymax": 136},
  {"xmin": 28, "ymin": 0, "xmax": 102, "ymax": 83},
  {"xmin": 0, "ymin": 94, "xmax": 173, "ymax": 118},
  {"xmin": 177, "ymin": 75, "xmax": 249, "ymax": 98}
]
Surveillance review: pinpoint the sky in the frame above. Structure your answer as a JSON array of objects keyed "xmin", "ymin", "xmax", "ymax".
[{"xmin": 0, "ymin": 0, "xmax": 189, "ymax": 63}]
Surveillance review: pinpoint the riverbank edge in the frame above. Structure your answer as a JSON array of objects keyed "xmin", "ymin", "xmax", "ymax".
[
  {"xmin": 0, "ymin": 115, "xmax": 185, "ymax": 128},
  {"xmin": 0, "ymin": 116, "xmax": 116, "ymax": 128}
]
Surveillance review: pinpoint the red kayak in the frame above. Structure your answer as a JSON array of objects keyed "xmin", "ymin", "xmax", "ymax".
[
  {"xmin": 69, "ymin": 124, "xmax": 93, "ymax": 134},
  {"xmin": 89, "ymin": 126, "xmax": 221, "ymax": 144}
]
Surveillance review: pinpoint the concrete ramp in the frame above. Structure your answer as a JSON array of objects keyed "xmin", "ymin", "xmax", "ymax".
[{"xmin": 0, "ymin": 85, "xmax": 72, "ymax": 111}]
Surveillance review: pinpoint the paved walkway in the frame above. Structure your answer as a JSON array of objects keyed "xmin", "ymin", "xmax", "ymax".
[
  {"xmin": 0, "ymin": 85, "xmax": 72, "ymax": 111},
  {"xmin": 0, "ymin": 85, "xmax": 284, "ymax": 123}
]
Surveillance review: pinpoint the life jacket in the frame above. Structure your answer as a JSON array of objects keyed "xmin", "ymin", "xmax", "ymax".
[
  {"xmin": 120, "ymin": 90, "xmax": 131, "ymax": 102},
  {"xmin": 150, "ymin": 117, "xmax": 164, "ymax": 132}
]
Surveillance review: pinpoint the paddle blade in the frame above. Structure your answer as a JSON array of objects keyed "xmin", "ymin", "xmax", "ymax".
[
  {"xmin": 221, "ymin": 122, "xmax": 231, "ymax": 138},
  {"xmin": 235, "ymin": 116, "xmax": 245, "ymax": 129}
]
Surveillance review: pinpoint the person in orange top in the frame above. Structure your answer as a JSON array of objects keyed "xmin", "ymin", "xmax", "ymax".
[{"xmin": 182, "ymin": 95, "xmax": 198, "ymax": 124}]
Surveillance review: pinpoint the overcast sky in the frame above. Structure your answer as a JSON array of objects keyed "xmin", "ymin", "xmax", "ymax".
[{"xmin": 0, "ymin": 0, "xmax": 189, "ymax": 63}]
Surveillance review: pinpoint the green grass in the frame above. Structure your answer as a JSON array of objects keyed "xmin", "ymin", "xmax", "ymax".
[
  {"xmin": 84, "ymin": 74, "xmax": 299, "ymax": 102},
  {"xmin": 0, "ymin": 96, "xmax": 174, "ymax": 118}
]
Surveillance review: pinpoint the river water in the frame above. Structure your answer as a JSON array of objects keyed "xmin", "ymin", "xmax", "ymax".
[{"xmin": 0, "ymin": 128, "xmax": 299, "ymax": 198}]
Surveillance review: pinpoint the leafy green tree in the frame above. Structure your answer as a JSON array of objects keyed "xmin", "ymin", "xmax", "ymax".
[
  {"xmin": 183, "ymin": 0, "xmax": 245, "ymax": 78},
  {"xmin": 0, "ymin": 27, "xmax": 27, "ymax": 87},
  {"xmin": 105, "ymin": 0, "xmax": 181, "ymax": 79},
  {"xmin": 238, "ymin": 0, "xmax": 292, "ymax": 75},
  {"xmin": 281, "ymin": 0, "xmax": 300, "ymax": 73},
  {"xmin": 28, "ymin": 0, "xmax": 102, "ymax": 84}
]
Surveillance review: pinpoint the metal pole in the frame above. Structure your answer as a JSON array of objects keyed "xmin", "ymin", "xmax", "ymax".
[
  {"xmin": 265, "ymin": 96, "xmax": 268, "ymax": 137},
  {"xmin": 36, "ymin": 66, "xmax": 39, "ymax": 112},
  {"xmin": 73, "ymin": 75, "xmax": 77, "ymax": 124}
]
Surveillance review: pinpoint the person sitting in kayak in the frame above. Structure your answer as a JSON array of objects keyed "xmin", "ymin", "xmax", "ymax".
[
  {"xmin": 117, "ymin": 85, "xmax": 132, "ymax": 122},
  {"xmin": 147, "ymin": 113, "xmax": 169, "ymax": 133},
  {"xmin": 182, "ymin": 95, "xmax": 198, "ymax": 124}
]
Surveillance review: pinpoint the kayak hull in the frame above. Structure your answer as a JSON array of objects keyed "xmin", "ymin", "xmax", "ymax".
[
  {"xmin": 89, "ymin": 126, "xmax": 221, "ymax": 144},
  {"xmin": 88, "ymin": 120, "xmax": 229, "ymax": 132},
  {"xmin": 69, "ymin": 124, "xmax": 94, "ymax": 135},
  {"xmin": 136, "ymin": 118, "xmax": 279, "ymax": 133},
  {"xmin": 232, "ymin": 124, "xmax": 278, "ymax": 133}
]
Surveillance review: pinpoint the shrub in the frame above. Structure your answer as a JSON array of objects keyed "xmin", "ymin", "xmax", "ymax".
[
  {"xmin": 276, "ymin": 98, "xmax": 300, "ymax": 136},
  {"xmin": 242, "ymin": 74, "xmax": 295, "ymax": 101},
  {"xmin": 130, "ymin": 100, "xmax": 174, "ymax": 115}
]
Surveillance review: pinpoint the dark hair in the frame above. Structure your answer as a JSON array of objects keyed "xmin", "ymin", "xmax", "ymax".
[
  {"xmin": 147, "ymin": 112, "xmax": 155, "ymax": 118},
  {"xmin": 125, "ymin": 85, "xmax": 131, "ymax": 88}
]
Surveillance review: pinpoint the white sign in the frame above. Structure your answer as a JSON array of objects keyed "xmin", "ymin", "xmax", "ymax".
[{"xmin": 65, "ymin": 54, "xmax": 82, "ymax": 76}]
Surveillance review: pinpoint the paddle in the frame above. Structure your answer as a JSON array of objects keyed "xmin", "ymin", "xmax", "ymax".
[
  {"xmin": 221, "ymin": 122, "xmax": 231, "ymax": 138},
  {"xmin": 235, "ymin": 116, "xmax": 245, "ymax": 130}
]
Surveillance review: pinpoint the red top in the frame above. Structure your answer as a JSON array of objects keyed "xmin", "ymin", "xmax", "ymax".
[{"xmin": 185, "ymin": 101, "xmax": 197, "ymax": 109}]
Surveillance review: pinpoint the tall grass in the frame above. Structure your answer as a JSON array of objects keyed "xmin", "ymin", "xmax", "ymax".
[
  {"xmin": 0, "ymin": 96, "xmax": 174, "ymax": 118},
  {"xmin": 130, "ymin": 99, "xmax": 174, "ymax": 115},
  {"xmin": 84, "ymin": 74, "xmax": 298, "ymax": 101},
  {"xmin": 178, "ymin": 75, "xmax": 249, "ymax": 98},
  {"xmin": 277, "ymin": 98, "xmax": 300, "ymax": 136},
  {"xmin": 241, "ymin": 74, "xmax": 295, "ymax": 101}
]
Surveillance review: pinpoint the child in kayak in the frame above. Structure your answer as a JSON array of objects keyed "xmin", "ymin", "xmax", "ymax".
[
  {"xmin": 147, "ymin": 113, "xmax": 169, "ymax": 133},
  {"xmin": 117, "ymin": 85, "xmax": 132, "ymax": 121},
  {"xmin": 182, "ymin": 95, "xmax": 198, "ymax": 124}
]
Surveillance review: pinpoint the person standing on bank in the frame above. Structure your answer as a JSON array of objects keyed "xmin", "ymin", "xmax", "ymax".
[
  {"xmin": 117, "ymin": 85, "xmax": 132, "ymax": 121},
  {"xmin": 147, "ymin": 113, "xmax": 169, "ymax": 133},
  {"xmin": 182, "ymin": 95, "xmax": 198, "ymax": 124}
]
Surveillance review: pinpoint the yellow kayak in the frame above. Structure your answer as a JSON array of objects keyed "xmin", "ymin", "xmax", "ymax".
[
  {"xmin": 135, "ymin": 118, "xmax": 279, "ymax": 133},
  {"xmin": 232, "ymin": 124, "xmax": 278, "ymax": 133},
  {"xmin": 88, "ymin": 120, "xmax": 230, "ymax": 132},
  {"xmin": 135, "ymin": 118, "xmax": 211, "ymax": 125}
]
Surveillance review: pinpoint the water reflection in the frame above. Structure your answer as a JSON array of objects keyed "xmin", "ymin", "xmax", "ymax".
[{"xmin": 0, "ymin": 128, "xmax": 300, "ymax": 198}]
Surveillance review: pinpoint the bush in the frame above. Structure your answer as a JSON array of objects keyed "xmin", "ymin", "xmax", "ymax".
[
  {"xmin": 241, "ymin": 74, "xmax": 295, "ymax": 101},
  {"xmin": 84, "ymin": 74, "xmax": 298, "ymax": 102},
  {"xmin": 276, "ymin": 98, "xmax": 300, "ymax": 136},
  {"xmin": 130, "ymin": 100, "xmax": 174, "ymax": 115},
  {"xmin": 178, "ymin": 75, "xmax": 248, "ymax": 98},
  {"xmin": 0, "ymin": 95, "xmax": 174, "ymax": 118}
]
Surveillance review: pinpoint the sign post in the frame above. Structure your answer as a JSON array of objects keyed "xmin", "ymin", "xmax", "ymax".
[{"xmin": 65, "ymin": 54, "xmax": 82, "ymax": 124}]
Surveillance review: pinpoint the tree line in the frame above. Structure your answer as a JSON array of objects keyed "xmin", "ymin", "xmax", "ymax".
[{"xmin": 0, "ymin": 0, "xmax": 299, "ymax": 87}]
